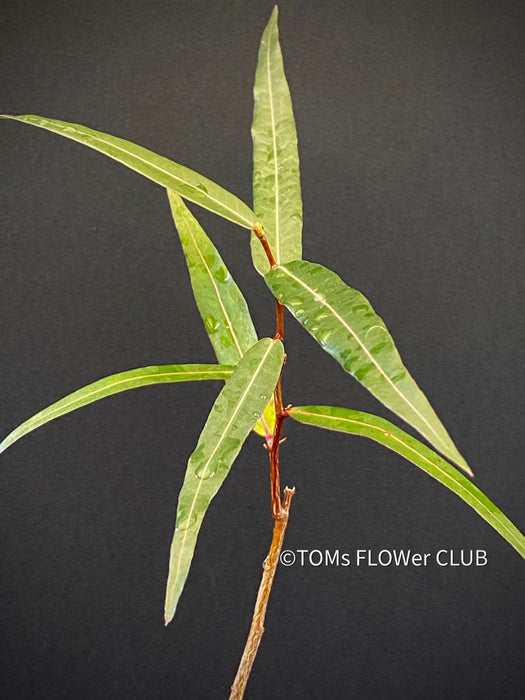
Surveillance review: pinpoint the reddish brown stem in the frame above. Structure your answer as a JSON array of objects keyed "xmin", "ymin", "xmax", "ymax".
[
  {"xmin": 253, "ymin": 222, "xmax": 278, "ymax": 269},
  {"xmin": 274, "ymin": 298, "xmax": 284, "ymax": 340},
  {"xmin": 229, "ymin": 225, "xmax": 295, "ymax": 698},
  {"xmin": 253, "ymin": 222, "xmax": 287, "ymax": 517},
  {"xmin": 269, "ymin": 350, "xmax": 286, "ymax": 518}
]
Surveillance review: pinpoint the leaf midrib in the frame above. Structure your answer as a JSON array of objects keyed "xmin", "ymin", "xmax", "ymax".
[
  {"xmin": 10, "ymin": 116, "xmax": 255, "ymax": 229},
  {"xmin": 291, "ymin": 408, "xmax": 523, "ymax": 554},
  {"xmin": 178, "ymin": 208, "xmax": 245, "ymax": 359},
  {"xmin": 265, "ymin": 30, "xmax": 280, "ymax": 263},
  {"xmin": 172, "ymin": 341, "xmax": 276, "ymax": 586},
  {"xmin": 278, "ymin": 265, "xmax": 448, "ymax": 453},
  {"xmin": 1, "ymin": 367, "xmax": 232, "ymax": 448}
]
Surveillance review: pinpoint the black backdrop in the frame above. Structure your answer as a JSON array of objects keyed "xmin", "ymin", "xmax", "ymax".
[{"xmin": 1, "ymin": 1, "xmax": 524, "ymax": 698}]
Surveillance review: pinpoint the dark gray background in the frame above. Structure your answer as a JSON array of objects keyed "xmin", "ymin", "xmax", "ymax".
[{"xmin": 1, "ymin": 1, "xmax": 524, "ymax": 698}]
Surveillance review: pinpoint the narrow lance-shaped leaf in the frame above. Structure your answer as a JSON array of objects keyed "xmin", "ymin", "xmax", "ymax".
[
  {"xmin": 166, "ymin": 191, "xmax": 276, "ymax": 439},
  {"xmin": 0, "ymin": 114, "xmax": 257, "ymax": 230},
  {"xmin": 168, "ymin": 190, "xmax": 258, "ymax": 364},
  {"xmin": 0, "ymin": 364, "xmax": 234, "ymax": 455},
  {"xmin": 251, "ymin": 6, "xmax": 302, "ymax": 274},
  {"xmin": 165, "ymin": 337, "xmax": 284, "ymax": 624},
  {"xmin": 266, "ymin": 260, "xmax": 471, "ymax": 475},
  {"xmin": 288, "ymin": 405, "xmax": 525, "ymax": 558}
]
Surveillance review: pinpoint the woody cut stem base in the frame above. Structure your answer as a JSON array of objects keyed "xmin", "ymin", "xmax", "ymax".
[{"xmin": 229, "ymin": 487, "xmax": 295, "ymax": 700}]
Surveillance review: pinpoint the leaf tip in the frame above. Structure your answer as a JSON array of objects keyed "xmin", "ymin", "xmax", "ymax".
[
  {"xmin": 266, "ymin": 5, "xmax": 279, "ymax": 31},
  {"xmin": 454, "ymin": 453, "xmax": 474, "ymax": 478},
  {"xmin": 0, "ymin": 435, "xmax": 13, "ymax": 455},
  {"xmin": 164, "ymin": 604, "xmax": 176, "ymax": 627}
]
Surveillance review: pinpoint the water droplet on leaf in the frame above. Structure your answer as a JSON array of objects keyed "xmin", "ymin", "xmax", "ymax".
[
  {"xmin": 215, "ymin": 268, "xmax": 230, "ymax": 284},
  {"xmin": 196, "ymin": 464, "xmax": 216, "ymax": 480},
  {"xmin": 204, "ymin": 314, "xmax": 220, "ymax": 334}
]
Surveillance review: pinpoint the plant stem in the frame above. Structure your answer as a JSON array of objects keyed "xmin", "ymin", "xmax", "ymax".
[
  {"xmin": 229, "ymin": 487, "xmax": 295, "ymax": 700},
  {"xmin": 269, "ymin": 332, "xmax": 286, "ymax": 518},
  {"xmin": 253, "ymin": 223, "xmax": 278, "ymax": 268},
  {"xmin": 229, "ymin": 226, "xmax": 295, "ymax": 699}
]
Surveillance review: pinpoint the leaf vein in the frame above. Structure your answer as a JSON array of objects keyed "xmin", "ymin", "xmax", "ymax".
[
  {"xmin": 172, "ymin": 341, "xmax": 276, "ymax": 584},
  {"xmin": 292, "ymin": 408, "xmax": 522, "ymax": 552},
  {"xmin": 280, "ymin": 266, "xmax": 447, "ymax": 451},
  {"xmin": 178, "ymin": 208, "xmax": 244, "ymax": 359}
]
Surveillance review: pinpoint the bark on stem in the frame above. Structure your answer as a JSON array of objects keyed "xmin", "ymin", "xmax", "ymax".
[{"xmin": 229, "ymin": 487, "xmax": 295, "ymax": 700}]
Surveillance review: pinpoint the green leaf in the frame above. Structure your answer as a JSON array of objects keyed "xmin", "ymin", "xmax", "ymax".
[
  {"xmin": 288, "ymin": 405, "xmax": 525, "ymax": 558},
  {"xmin": 251, "ymin": 6, "xmax": 302, "ymax": 274},
  {"xmin": 0, "ymin": 114, "xmax": 256, "ymax": 230},
  {"xmin": 167, "ymin": 190, "xmax": 276, "ymax": 439},
  {"xmin": 0, "ymin": 364, "xmax": 234, "ymax": 455},
  {"xmin": 265, "ymin": 260, "xmax": 471, "ymax": 475},
  {"xmin": 168, "ymin": 190, "xmax": 258, "ymax": 364},
  {"xmin": 165, "ymin": 338, "xmax": 284, "ymax": 624}
]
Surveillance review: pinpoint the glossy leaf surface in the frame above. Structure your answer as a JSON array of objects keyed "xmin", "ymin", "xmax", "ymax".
[
  {"xmin": 266, "ymin": 260, "xmax": 471, "ymax": 475},
  {"xmin": 168, "ymin": 191, "xmax": 258, "ymax": 363},
  {"xmin": 167, "ymin": 190, "xmax": 275, "ymax": 438},
  {"xmin": 251, "ymin": 6, "xmax": 302, "ymax": 274},
  {"xmin": 165, "ymin": 338, "xmax": 284, "ymax": 624},
  {"xmin": 0, "ymin": 114, "xmax": 257, "ymax": 230},
  {"xmin": 289, "ymin": 405, "xmax": 525, "ymax": 558},
  {"xmin": 0, "ymin": 364, "xmax": 234, "ymax": 455}
]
